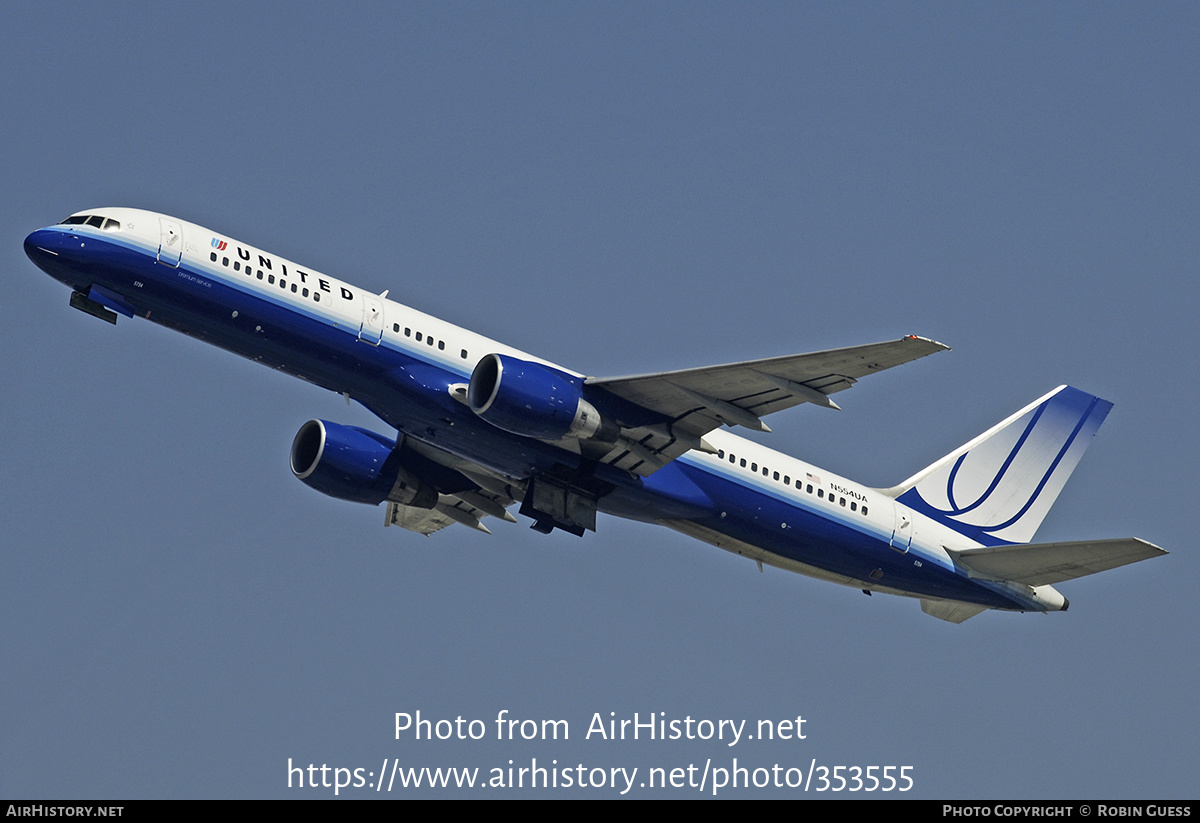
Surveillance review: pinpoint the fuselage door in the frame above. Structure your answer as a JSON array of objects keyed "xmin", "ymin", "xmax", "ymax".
[
  {"xmin": 890, "ymin": 503, "xmax": 913, "ymax": 553},
  {"xmin": 359, "ymin": 294, "xmax": 385, "ymax": 345},
  {"xmin": 157, "ymin": 217, "xmax": 183, "ymax": 267}
]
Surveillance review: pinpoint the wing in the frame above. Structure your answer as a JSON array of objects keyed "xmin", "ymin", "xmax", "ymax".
[
  {"xmin": 587, "ymin": 335, "xmax": 949, "ymax": 476},
  {"xmin": 383, "ymin": 439, "xmax": 520, "ymax": 536},
  {"xmin": 385, "ymin": 499, "xmax": 461, "ymax": 535},
  {"xmin": 385, "ymin": 488, "xmax": 517, "ymax": 536}
]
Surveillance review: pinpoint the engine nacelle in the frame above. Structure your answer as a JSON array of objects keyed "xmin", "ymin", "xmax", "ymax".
[
  {"xmin": 467, "ymin": 353, "xmax": 618, "ymax": 443},
  {"xmin": 290, "ymin": 419, "xmax": 436, "ymax": 508}
]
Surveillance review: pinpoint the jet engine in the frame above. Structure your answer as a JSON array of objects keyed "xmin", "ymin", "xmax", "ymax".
[
  {"xmin": 290, "ymin": 419, "xmax": 436, "ymax": 508},
  {"xmin": 467, "ymin": 353, "xmax": 619, "ymax": 443}
]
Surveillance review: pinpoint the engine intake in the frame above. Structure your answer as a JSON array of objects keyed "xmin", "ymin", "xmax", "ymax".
[
  {"xmin": 467, "ymin": 353, "xmax": 618, "ymax": 443},
  {"xmin": 290, "ymin": 419, "xmax": 436, "ymax": 508}
]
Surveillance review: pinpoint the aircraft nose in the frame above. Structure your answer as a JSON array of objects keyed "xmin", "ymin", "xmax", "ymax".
[
  {"xmin": 24, "ymin": 227, "xmax": 63, "ymax": 267},
  {"xmin": 25, "ymin": 226, "xmax": 87, "ymax": 286}
]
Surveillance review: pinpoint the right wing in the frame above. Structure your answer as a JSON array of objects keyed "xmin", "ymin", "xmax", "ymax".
[{"xmin": 587, "ymin": 336, "xmax": 950, "ymax": 476}]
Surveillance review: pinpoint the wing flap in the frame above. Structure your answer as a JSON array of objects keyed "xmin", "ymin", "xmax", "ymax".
[
  {"xmin": 382, "ymin": 441, "xmax": 520, "ymax": 536},
  {"xmin": 948, "ymin": 537, "xmax": 1167, "ymax": 586},
  {"xmin": 385, "ymin": 500, "xmax": 458, "ymax": 535},
  {"xmin": 385, "ymin": 490, "xmax": 518, "ymax": 535}
]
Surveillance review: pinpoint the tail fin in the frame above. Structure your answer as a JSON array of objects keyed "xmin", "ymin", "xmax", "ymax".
[{"xmin": 886, "ymin": 386, "xmax": 1113, "ymax": 545}]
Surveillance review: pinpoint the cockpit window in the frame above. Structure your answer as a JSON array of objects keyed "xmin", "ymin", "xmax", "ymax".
[{"xmin": 59, "ymin": 214, "xmax": 120, "ymax": 231}]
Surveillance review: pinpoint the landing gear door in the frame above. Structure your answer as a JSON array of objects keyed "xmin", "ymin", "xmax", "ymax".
[
  {"xmin": 890, "ymin": 502, "xmax": 913, "ymax": 553},
  {"xmin": 359, "ymin": 294, "xmax": 385, "ymax": 345},
  {"xmin": 157, "ymin": 217, "xmax": 183, "ymax": 267}
]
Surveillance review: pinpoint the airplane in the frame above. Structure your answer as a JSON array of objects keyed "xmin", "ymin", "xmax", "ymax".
[{"xmin": 24, "ymin": 208, "xmax": 1166, "ymax": 623}]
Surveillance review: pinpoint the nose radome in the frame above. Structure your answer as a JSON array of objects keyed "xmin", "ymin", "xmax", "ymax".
[
  {"xmin": 24, "ymin": 228, "xmax": 59, "ymax": 267},
  {"xmin": 25, "ymin": 227, "xmax": 89, "ymax": 285}
]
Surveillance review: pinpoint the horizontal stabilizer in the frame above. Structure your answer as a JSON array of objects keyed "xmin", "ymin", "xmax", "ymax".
[
  {"xmin": 920, "ymin": 599, "xmax": 987, "ymax": 623},
  {"xmin": 947, "ymin": 537, "xmax": 1166, "ymax": 586}
]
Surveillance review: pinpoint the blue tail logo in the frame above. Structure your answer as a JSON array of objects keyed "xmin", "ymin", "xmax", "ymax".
[{"xmin": 891, "ymin": 386, "xmax": 1112, "ymax": 545}]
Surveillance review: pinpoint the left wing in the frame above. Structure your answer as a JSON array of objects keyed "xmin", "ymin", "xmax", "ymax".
[
  {"xmin": 385, "ymin": 488, "xmax": 517, "ymax": 536},
  {"xmin": 383, "ymin": 439, "xmax": 520, "ymax": 536},
  {"xmin": 587, "ymin": 336, "xmax": 949, "ymax": 476}
]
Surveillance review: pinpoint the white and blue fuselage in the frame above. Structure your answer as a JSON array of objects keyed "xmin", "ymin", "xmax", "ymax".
[{"xmin": 25, "ymin": 208, "xmax": 1162, "ymax": 622}]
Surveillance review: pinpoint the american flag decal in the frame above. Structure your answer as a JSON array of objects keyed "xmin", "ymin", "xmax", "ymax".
[{"xmin": 211, "ymin": 238, "xmax": 227, "ymax": 251}]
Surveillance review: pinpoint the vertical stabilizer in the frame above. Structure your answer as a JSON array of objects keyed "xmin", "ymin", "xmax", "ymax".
[{"xmin": 886, "ymin": 386, "xmax": 1112, "ymax": 545}]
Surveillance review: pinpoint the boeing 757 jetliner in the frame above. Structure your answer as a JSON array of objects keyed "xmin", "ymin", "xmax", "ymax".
[{"xmin": 24, "ymin": 208, "xmax": 1165, "ymax": 622}]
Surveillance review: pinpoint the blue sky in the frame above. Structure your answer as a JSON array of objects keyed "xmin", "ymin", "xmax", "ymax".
[{"xmin": 2, "ymin": 3, "xmax": 1196, "ymax": 798}]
